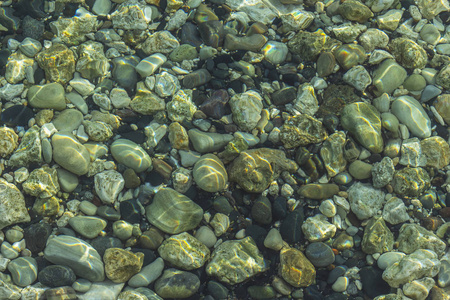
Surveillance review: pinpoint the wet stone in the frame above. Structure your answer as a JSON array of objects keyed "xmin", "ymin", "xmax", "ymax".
[
  {"xmin": 69, "ymin": 216, "xmax": 107, "ymax": 239},
  {"xmin": 131, "ymin": 83, "xmax": 165, "ymax": 115},
  {"xmin": 158, "ymin": 232, "xmax": 210, "ymax": 270},
  {"xmin": 35, "ymin": 43, "xmax": 76, "ymax": 84},
  {"xmin": 436, "ymin": 64, "xmax": 450, "ymax": 90},
  {"xmin": 166, "ymin": 89, "xmax": 196, "ymax": 122},
  {"xmin": 45, "ymin": 287, "xmax": 78, "ymax": 300},
  {"xmin": 193, "ymin": 154, "xmax": 228, "ymax": 192},
  {"xmin": 391, "ymin": 96, "xmax": 431, "ymax": 138},
  {"xmin": 435, "ymin": 94, "xmax": 450, "ymax": 125},
  {"xmin": 390, "ymin": 38, "xmax": 428, "ymax": 69},
  {"xmin": 348, "ymin": 160, "xmax": 372, "ymax": 180},
  {"xmin": 183, "ymin": 69, "xmax": 211, "ymax": 89},
  {"xmin": 52, "ymin": 133, "xmax": 90, "ymax": 175},
  {"xmin": 372, "ymin": 59, "xmax": 407, "ymax": 96},
  {"xmin": 372, "ymin": 157, "xmax": 395, "ymax": 188},
  {"xmin": 52, "ymin": 109, "xmax": 83, "ymax": 132},
  {"xmin": 361, "ymin": 217, "xmax": 394, "ymax": 255},
  {"xmin": 128, "ymin": 257, "xmax": 164, "ymax": 288},
  {"xmin": 112, "ymin": 56, "xmax": 139, "ymax": 91},
  {"xmin": 287, "ymin": 29, "xmax": 340, "ymax": 61},
  {"xmin": 305, "ymin": 242, "xmax": 335, "ymax": 268},
  {"xmin": 22, "ymin": 166, "xmax": 59, "ymax": 199},
  {"xmin": 0, "ymin": 105, "xmax": 34, "ymax": 127},
  {"xmin": 135, "ymin": 53, "xmax": 166, "ymax": 77},
  {"xmin": 94, "ymin": 170, "xmax": 124, "ymax": 204},
  {"xmin": 198, "ymin": 20, "xmax": 225, "ymax": 48},
  {"xmin": 206, "ymin": 237, "xmax": 266, "ymax": 285},
  {"xmin": 228, "ymin": 148, "xmax": 297, "ymax": 193},
  {"xmin": 0, "ymin": 178, "xmax": 31, "ymax": 230},
  {"xmin": 280, "ymin": 114, "xmax": 328, "ymax": 149},
  {"xmin": 141, "ymin": 31, "xmax": 179, "ymax": 55},
  {"xmin": 0, "ymin": 127, "xmax": 18, "ymax": 158},
  {"xmin": 229, "ymin": 90, "xmax": 263, "ymax": 132},
  {"xmin": 341, "ymin": 102, "xmax": 383, "ymax": 153},
  {"xmin": 382, "ymin": 249, "xmax": 440, "ymax": 288},
  {"xmin": 252, "ymin": 196, "xmax": 272, "ymax": 226},
  {"xmin": 399, "ymin": 138, "xmax": 426, "ymax": 167},
  {"xmin": 280, "ymin": 247, "xmax": 316, "ymax": 287},
  {"xmin": 28, "ymin": 82, "xmax": 66, "ymax": 111},
  {"xmin": 5, "ymin": 52, "xmax": 34, "ymax": 84},
  {"xmin": 8, "ymin": 257, "xmax": 38, "ymax": 287},
  {"xmin": 44, "ymin": 235, "xmax": 105, "ymax": 282},
  {"xmin": 302, "ymin": 214, "xmax": 336, "ymax": 242},
  {"xmin": 298, "ymin": 183, "xmax": 340, "ymax": 200},
  {"xmin": 104, "ymin": 248, "xmax": 144, "ymax": 283},
  {"xmin": 111, "ymin": 0, "xmax": 151, "ymax": 30},
  {"xmin": 224, "ymin": 34, "xmax": 267, "ymax": 52},
  {"xmin": 145, "ymin": 188, "xmax": 203, "ymax": 234},
  {"xmin": 348, "ymin": 182, "xmax": 385, "ymax": 220},
  {"xmin": 334, "ymin": 44, "xmax": 366, "ymax": 70},
  {"xmin": 154, "ymin": 269, "xmax": 200, "ymax": 298},
  {"xmin": 76, "ymin": 41, "xmax": 109, "ymax": 81},
  {"xmin": 421, "ymin": 136, "xmax": 450, "ymax": 169},
  {"xmin": 111, "ymin": 139, "xmax": 152, "ymax": 173},
  {"xmin": 392, "ymin": 167, "xmax": 430, "ymax": 197},
  {"xmin": 396, "ymin": 223, "xmax": 446, "ymax": 255},
  {"xmin": 316, "ymin": 52, "xmax": 335, "ymax": 78},
  {"xmin": 38, "ymin": 265, "xmax": 76, "ymax": 288}
]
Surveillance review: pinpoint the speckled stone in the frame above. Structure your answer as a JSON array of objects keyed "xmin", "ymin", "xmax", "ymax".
[
  {"xmin": 52, "ymin": 133, "xmax": 90, "ymax": 175},
  {"xmin": 348, "ymin": 182, "xmax": 385, "ymax": 220},
  {"xmin": 229, "ymin": 90, "xmax": 263, "ymax": 132},
  {"xmin": 280, "ymin": 114, "xmax": 328, "ymax": 149},
  {"xmin": 94, "ymin": 170, "xmax": 125, "ymax": 204},
  {"xmin": 361, "ymin": 217, "xmax": 394, "ymax": 255},
  {"xmin": 0, "ymin": 127, "xmax": 18, "ymax": 158},
  {"xmin": 390, "ymin": 38, "xmax": 428, "ymax": 69},
  {"xmin": 392, "ymin": 167, "xmax": 430, "ymax": 197},
  {"xmin": 0, "ymin": 178, "xmax": 31, "ymax": 230},
  {"xmin": 158, "ymin": 232, "xmax": 210, "ymax": 270},
  {"xmin": 396, "ymin": 223, "xmax": 446, "ymax": 256},
  {"xmin": 22, "ymin": 166, "xmax": 59, "ymax": 198},
  {"xmin": 280, "ymin": 247, "xmax": 316, "ymax": 287},
  {"xmin": 35, "ymin": 43, "xmax": 76, "ymax": 84},
  {"xmin": 104, "ymin": 248, "xmax": 144, "ymax": 283},
  {"xmin": 320, "ymin": 131, "xmax": 346, "ymax": 177},
  {"xmin": 302, "ymin": 214, "xmax": 336, "ymax": 242},
  {"xmin": 206, "ymin": 237, "xmax": 266, "ymax": 285}
]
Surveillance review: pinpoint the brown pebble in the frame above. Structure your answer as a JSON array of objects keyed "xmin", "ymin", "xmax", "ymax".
[
  {"xmin": 337, "ymin": 191, "xmax": 348, "ymax": 198},
  {"xmin": 386, "ymin": 184, "xmax": 393, "ymax": 193},
  {"xmin": 123, "ymin": 168, "xmax": 141, "ymax": 189},
  {"xmin": 152, "ymin": 158, "xmax": 173, "ymax": 180},
  {"xmin": 421, "ymin": 217, "xmax": 443, "ymax": 231}
]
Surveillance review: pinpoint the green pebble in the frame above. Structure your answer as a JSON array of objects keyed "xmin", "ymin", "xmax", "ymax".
[
  {"xmin": 169, "ymin": 44, "xmax": 198, "ymax": 62},
  {"xmin": 403, "ymin": 74, "xmax": 426, "ymax": 91}
]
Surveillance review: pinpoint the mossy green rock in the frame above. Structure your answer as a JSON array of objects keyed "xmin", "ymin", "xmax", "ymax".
[
  {"xmin": 392, "ymin": 167, "xmax": 430, "ymax": 197},
  {"xmin": 169, "ymin": 44, "xmax": 198, "ymax": 62},
  {"xmin": 389, "ymin": 38, "xmax": 427, "ymax": 69},
  {"xmin": 362, "ymin": 217, "xmax": 394, "ymax": 254},
  {"xmin": 341, "ymin": 102, "xmax": 383, "ymax": 153}
]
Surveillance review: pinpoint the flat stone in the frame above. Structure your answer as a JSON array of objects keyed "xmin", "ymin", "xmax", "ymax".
[
  {"xmin": 298, "ymin": 183, "xmax": 340, "ymax": 200},
  {"xmin": 52, "ymin": 109, "xmax": 84, "ymax": 132},
  {"xmin": 145, "ymin": 188, "xmax": 203, "ymax": 234},
  {"xmin": 111, "ymin": 139, "xmax": 152, "ymax": 173},
  {"xmin": 69, "ymin": 216, "xmax": 107, "ymax": 239},
  {"xmin": 38, "ymin": 265, "xmax": 76, "ymax": 288},
  {"xmin": 52, "ymin": 133, "xmax": 90, "ymax": 175},
  {"xmin": 44, "ymin": 235, "xmax": 105, "ymax": 282},
  {"xmin": 305, "ymin": 242, "xmax": 335, "ymax": 268}
]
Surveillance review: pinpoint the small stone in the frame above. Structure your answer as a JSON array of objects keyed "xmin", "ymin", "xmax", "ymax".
[
  {"xmin": 104, "ymin": 248, "xmax": 144, "ymax": 283},
  {"xmin": 348, "ymin": 160, "xmax": 372, "ymax": 180},
  {"xmin": 437, "ymin": 64, "xmax": 450, "ymax": 90},
  {"xmin": 382, "ymin": 197, "xmax": 410, "ymax": 225},
  {"xmin": 302, "ymin": 214, "xmax": 336, "ymax": 242},
  {"xmin": 280, "ymin": 247, "xmax": 316, "ymax": 287},
  {"xmin": 372, "ymin": 59, "xmax": 407, "ymax": 96},
  {"xmin": 140, "ymin": 31, "xmax": 179, "ymax": 55},
  {"xmin": 188, "ymin": 129, "xmax": 233, "ymax": 153},
  {"xmin": 206, "ymin": 237, "xmax": 266, "ymax": 285},
  {"xmin": 8, "ymin": 257, "xmax": 38, "ymax": 287},
  {"xmin": 128, "ymin": 257, "xmax": 164, "ymax": 287},
  {"xmin": 154, "ymin": 269, "xmax": 200, "ymax": 298},
  {"xmin": 28, "ymin": 83, "xmax": 66, "ymax": 110},
  {"xmin": 280, "ymin": 114, "xmax": 328, "ymax": 149},
  {"xmin": 338, "ymin": 0, "xmax": 373, "ymax": 22},
  {"xmin": 251, "ymin": 196, "xmax": 273, "ymax": 225},
  {"xmin": 166, "ymin": 89, "xmax": 196, "ymax": 122},
  {"xmin": 298, "ymin": 183, "xmax": 340, "ymax": 200},
  {"xmin": 371, "ymin": 157, "xmax": 395, "ymax": 188},
  {"xmin": 341, "ymin": 102, "xmax": 383, "ymax": 153},
  {"xmin": 0, "ymin": 127, "xmax": 18, "ymax": 158},
  {"xmin": 392, "ymin": 167, "xmax": 430, "ymax": 197},
  {"xmin": 305, "ymin": 242, "xmax": 335, "ymax": 268},
  {"xmin": 38, "ymin": 265, "xmax": 76, "ymax": 288},
  {"xmin": 94, "ymin": 170, "xmax": 124, "ymax": 204},
  {"xmin": 421, "ymin": 136, "xmax": 450, "ymax": 169},
  {"xmin": 264, "ymin": 228, "xmax": 283, "ymax": 251},
  {"xmin": 193, "ymin": 154, "xmax": 227, "ymax": 192},
  {"xmin": 135, "ymin": 53, "xmax": 167, "ymax": 77},
  {"xmin": 69, "ymin": 216, "xmax": 107, "ymax": 239}
]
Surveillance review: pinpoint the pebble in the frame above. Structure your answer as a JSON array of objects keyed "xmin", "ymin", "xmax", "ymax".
[
  {"xmin": 361, "ymin": 217, "xmax": 394, "ymax": 254},
  {"xmin": 104, "ymin": 248, "xmax": 144, "ymax": 283},
  {"xmin": 154, "ymin": 268, "xmax": 200, "ymax": 299},
  {"xmin": 44, "ymin": 235, "xmax": 105, "ymax": 282},
  {"xmin": 128, "ymin": 257, "xmax": 164, "ymax": 287},
  {"xmin": 145, "ymin": 188, "xmax": 203, "ymax": 234},
  {"xmin": 305, "ymin": 242, "xmax": 335, "ymax": 267},
  {"xmin": 193, "ymin": 154, "xmax": 228, "ymax": 192},
  {"xmin": 280, "ymin": 247, "xmax": 316, "ymax": 287},
  {"xmin": 377, "ymin": 252, "xmax": 406, "ymax": 270},
  {"xmin": 348, "ymin": 182, "xmax": 385, "ymax": 220},
  {"xmin": 38, "ymin": 265, "xmax": 77, "ymax": 287},
  {"xmin": 0, "ymin": 178, "xmax": 31, "ymax": 230},
  {"xmin": 111, "ymin": 139, "xmax": 152, "ymax": 173},
  {"xmin": 8, "ymin": 257, "xmax": 38, "ymax": 287},
  {"xmin": 68, "ymin": 216, "xmax": 107, "ymax": 239},
  {"xmin": 391, "ymin": 95, "xmax": 431, "ymax": 138},
  {"xmin": 52, "ymin": 133, "xmax": 90, "ymax": 175}
]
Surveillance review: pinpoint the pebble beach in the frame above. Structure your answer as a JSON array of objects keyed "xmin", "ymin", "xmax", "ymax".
[{"xmin": 1, "ymin": 0, "xmax": 450, "ymax": 299}]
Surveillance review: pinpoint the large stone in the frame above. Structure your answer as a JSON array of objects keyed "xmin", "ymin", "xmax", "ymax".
[
  {"xmin": 9, "ymin": 126, "xmax": 42, "ymax": 167},
  {"xmin": 392, "ymin": 167, "xmax": 430, "ymax": 197},
  {"xmin": 146, "ymin": 188, "xmax": 203, "ymax": 234},
  {"xmin": 396, "ymin": 223, "xmax": 446, "ymax": 256},
  {"xmin": 154, "ymin": 269, "xmax": 200, "ymax": 298},
  {"xmin": 320, "ymin": 131, "xmax": 346, "ymax": 177},
  {"xmin": 389, "ymin": 38, "xmax": 427, "ymax": 69},
  {"xmin": 229, "ymin": 90, "xmax": 263, "ymax": 132},
  {"xmin": 22, "ymin": 166, "xmax": 60, "ymax": 198},
  {"xmin": 372, "ymin": 59, "xmax": 407, "ymax": 96},
  {"xmin": 280, "ymin": 114, "xmax": 328, "ymax": 149},
  {"xmin": 415, "ymin": 0, "xmax": 450, "ymax": 19},
  {"xmin": 341, "ymin": 102, "xmax": 383, "ymax": 153},
  {"xmin": 421, "ymin": 136, "xmax": 450, "ymax": 169},
  {"xmin": 0, "ymin": 178, "xmax": 31, "ymax": 230},
  {"xmin": 52, "ymin": 133, "xmax": 90, "ymax": 175},
  {"xmin": 44, "ymin": 235, "xmax": 105, "ymax": 282},
  {"xmin": 35, "ymin": 43, "xmax": 76, "ymax": 83},
  {"xmin": 382, "ymin": 249, "xmax": 440, "ymax": 288},
  {"xmin": 206, "ymin": 237, "xmax": 266, "ymax": 285},
  {"xmin": 0, "ymin": 127, "xmax": 18, "ymax": 157},
  {"xmin": 193, "ymin": 154, "xmax": 228, "ymax": 193},
  {"xmin": 94, "ymin": 170, "xmax": 125, "ymax": 204}
]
